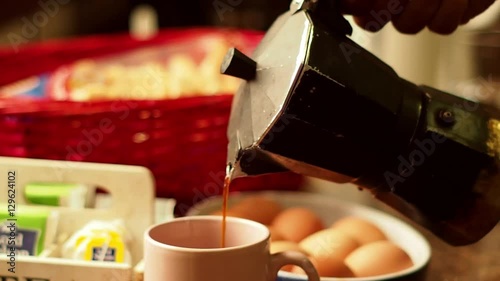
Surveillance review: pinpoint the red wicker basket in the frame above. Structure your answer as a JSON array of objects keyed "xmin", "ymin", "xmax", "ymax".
[{"xmin": 0, "ymin": 28, "xmax": 304, "ymax": 207}]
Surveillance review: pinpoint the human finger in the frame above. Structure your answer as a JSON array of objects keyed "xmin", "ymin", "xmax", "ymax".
[
  {"xmin": 461, "ymin": 0, "xmax": 496, "ymax": 23},
  {"xmin": 428, "ymin": 0, "xmax": 468, "ymax": 34},
  {"xmin": 392, "ymin": 0, "xmax": 443, "ymax": 34},
  {"xmin": 352, "ymin": 0, "xmax": 409, "ymax": 32}
]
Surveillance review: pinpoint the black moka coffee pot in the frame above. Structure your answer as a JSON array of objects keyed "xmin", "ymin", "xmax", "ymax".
[{"xmin": 221, "ymin": 0, "xmax": 500, "ymax": 246}]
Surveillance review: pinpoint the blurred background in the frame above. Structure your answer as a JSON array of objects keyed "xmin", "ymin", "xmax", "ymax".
[
  {"xmin": 0, "ymin": 0, "xmax": 289, "ymax": 41},
  {"xmin": 1, "ymin": 0, "xmax": 499, "ymax": 224},
  {"xmin": 1, "ymin": 0, "xmax": 499, "ymax": 214},
  {"xmin": 0, "ymin": 1, "xmax": 499, "ymax": 280},
  {"xmin": 0, "ymin": 0, "xmax": 498, "ymax": 93}
]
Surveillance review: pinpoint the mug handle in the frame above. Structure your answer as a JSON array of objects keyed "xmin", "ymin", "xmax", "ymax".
[{"xmin": 267, "ymin": 250, "xmax": 320, "ymax": 281}]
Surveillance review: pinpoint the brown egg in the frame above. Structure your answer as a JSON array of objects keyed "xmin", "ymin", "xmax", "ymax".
[
  {"xmin": 231, "ymin": 196, "xmax": 283, "ymax": 225},
  {"xmin": 345, "ymin": 241, "xmax": 414, "ymax": 277},
  {"xmin": 267, "ymin": 225, "xmax": 286, "ymax": 242},
  {"xmin": 292, "ymin": 255, "xmax": 355, "ymax": 278},
  {"xmin": 270, "ymin": 241, "xmax": 309, "ymax": 272},
  {"xmin": 271, "ymin": 207, "xmax": 324, "ymax": 243},
  {"xmin": 331, "ymin": 216, "xmax": 387, "ymax": 245},
  {"xmin": 299, "ymin": 228, "xmax": 360, "ymax": 260}
]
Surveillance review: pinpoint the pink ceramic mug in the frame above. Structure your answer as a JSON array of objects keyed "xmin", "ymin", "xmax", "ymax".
[{"xmin": 144, "ymin": 215, "xmax": 320, "ymax": 281}]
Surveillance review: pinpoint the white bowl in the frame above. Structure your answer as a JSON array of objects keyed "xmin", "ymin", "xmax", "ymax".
[{"xmin": 187, "ymin": 190, "xmax": 431, "ymax": 281}]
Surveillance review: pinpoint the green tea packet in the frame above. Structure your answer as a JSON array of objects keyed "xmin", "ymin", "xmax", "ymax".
[
  {"xmin": 24, "ymin": 183, "xmax": 95, "ymax": 208},
  {"xmin": 0, "ymin": 204, "xmax": 59, "ymax": 256}
]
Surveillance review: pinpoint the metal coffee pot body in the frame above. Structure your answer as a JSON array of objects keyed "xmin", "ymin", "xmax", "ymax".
[{"xmin": 221, "ymin": 1, "xmax": 500, "ymax": 246}]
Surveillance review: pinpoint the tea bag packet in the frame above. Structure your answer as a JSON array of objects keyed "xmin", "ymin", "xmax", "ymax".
[
  {"xmin": 24, "ymin": 183, "xmax": 94, "ymax": 209},
  {"xmin": 61, "ymin": 219, "xmax": 131, "ymax": 264},
  {"xmin": 0, "ymin": 204, "xmax": 59, "ymax": 256}
]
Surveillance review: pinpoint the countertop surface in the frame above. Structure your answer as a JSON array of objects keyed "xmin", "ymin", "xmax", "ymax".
[{"xmin": 304, "ymin": 178, "xmax": 500, "ymax": 281}]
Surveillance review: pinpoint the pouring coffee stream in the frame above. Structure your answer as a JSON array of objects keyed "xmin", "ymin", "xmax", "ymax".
[
  {"xmin": 221, "ymin": 0, "xmax": 500, "ymax": 246},
  {"xmin": 221, "ymin": 163, "xmax": 234, "ymax": 248}
]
